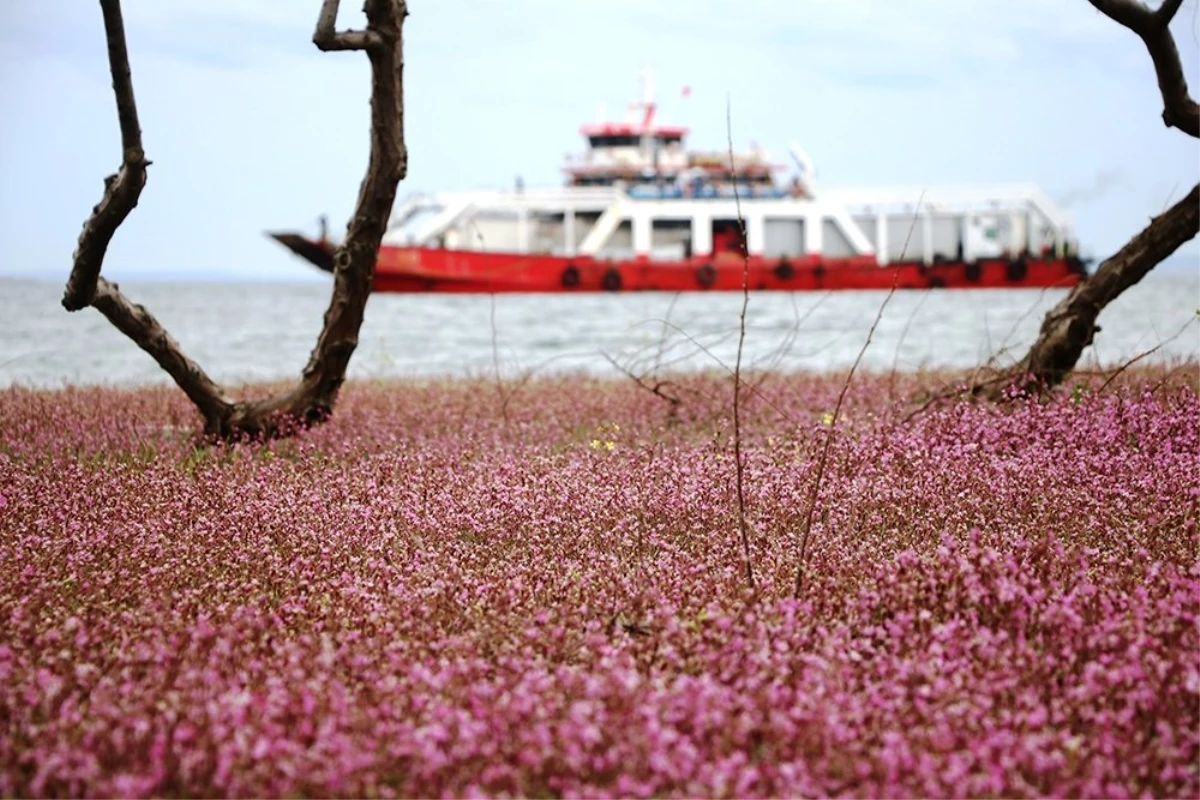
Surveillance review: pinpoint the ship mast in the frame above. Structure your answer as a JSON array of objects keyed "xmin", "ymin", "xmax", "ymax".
[
  {"xmin": 639, "ymin": 64, "xmax": 657, "ymax": 177},
  {"xmin": 639, "ymin": 64, "xmax": 656, "ymax": 129}
]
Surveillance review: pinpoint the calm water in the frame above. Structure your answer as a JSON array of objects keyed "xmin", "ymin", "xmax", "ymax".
[{"xmin": 2, "ymin": 273, "xmax": 1197, "ymax": 390}]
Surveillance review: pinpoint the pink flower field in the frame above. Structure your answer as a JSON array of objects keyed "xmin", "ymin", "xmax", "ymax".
[{"xmin": 1, "ymin": 367, "xmax": 1197, "ymax": 798}]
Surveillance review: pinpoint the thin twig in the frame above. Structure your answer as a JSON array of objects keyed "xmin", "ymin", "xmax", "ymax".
[
  {"xmin": 727, "ymin": 93, "xmax": 755, "ymax": 593},
  {"xmin": 793, "ymin": 275, "xmax": 898, "ymax": 598},
  {"xmin": 887, "ymin": 288, "xmax": 931, "ymax": 404},
  {"xmin": 792, "ymin": 191, "xmax": 923, "ymax": 598},
  {"xmin": 749, "ymin": 292, "xmax": 832, "ymax": 380},
  {"xmin": 601, "ymin": 353, "xmax": 682, "ymax": 416},
  {"xmin": 1097, "ymin": 314, "xmax": 1196, "ymax": 393},
  {"xmin": 901, "ymin": 372, "xmax": 1009, "ymax": 424},
  {"xmin": 489, "ymin": 293, "xmax": 510, "ymax": 426},
  {"xmin": 962, "ymin": 283, "xmax": 1063, "ymax": 394},
  {"xmin": 878, "ymin": 200, "xmax": 929, "ymax": 392},
  {"xmin": 639, "ymin": 317, "xmax": 801, "ymax": 428},
  {"xmin": 652, "ymin": 292, "xmax": 683, "ymax": 376}
]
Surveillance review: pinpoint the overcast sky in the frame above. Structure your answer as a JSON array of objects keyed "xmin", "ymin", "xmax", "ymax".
[{"xmin": 1, "ymin": 0, "xmax": 1197, "ymax": 281}]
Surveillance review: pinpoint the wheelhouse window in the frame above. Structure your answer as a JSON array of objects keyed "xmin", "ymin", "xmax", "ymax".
[{"xmin": 588, "ymin": 135, "xmax": 640, "ymax": 148}]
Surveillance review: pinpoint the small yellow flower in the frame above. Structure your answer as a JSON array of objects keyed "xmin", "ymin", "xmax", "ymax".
[
  {"xmin": 588, "ymin": 422, "xmax": 620, "ymax": 452},
  {"xmin": 821, "ymin": 412, "xmax": 835, "ymax": 426}
]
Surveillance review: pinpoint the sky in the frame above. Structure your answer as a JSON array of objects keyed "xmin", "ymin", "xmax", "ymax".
[{"xmin": 0, "ymin": 0, "xmax": 1198, "ymax": 282}]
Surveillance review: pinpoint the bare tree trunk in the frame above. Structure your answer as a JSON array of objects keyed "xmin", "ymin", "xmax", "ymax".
[
  {"xmin": 62, "ymin": 0, "xmax": 408, "ymax": 440},
  {"xmin": 991, "ymin": 0, "xmax": 1198, "ymax": 396},
  {"xmin": 996, "ymin": 185, "xmax": 1198, "ymax": 396}
]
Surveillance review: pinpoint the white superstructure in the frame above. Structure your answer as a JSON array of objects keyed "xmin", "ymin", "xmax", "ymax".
[{"xmin": 376, "ymin": 68, "xmax": 1079, "ymax": 267}]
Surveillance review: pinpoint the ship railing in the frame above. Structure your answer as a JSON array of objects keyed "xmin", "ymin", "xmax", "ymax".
[
  {"xmin": 627, "ymin": 184, "xmax": 793, "ymax": 200},
  {"xmin": 821, "ymin": 183, "xmax": 1078, "ymax": 264},
  {"xmin": 391, "ymin": 187, "xmax": 633, "ymax": 221},
  {"xmin": 383, "ymin": 186, "xmax": 640, "ymax": 249},
  {"xmin": 408, "ymin": 200, "xmax": 480, "ymax": 247},
  {"xmin": 446, "ymin": 186, "xmax": 629, "ymax": 209},
  {"xmin": 384, "ymin": 193, "xmax": 436, "ymax": 233},
  {"xmin": 822, "ymin": 183, "xmax": 1075, "ymax": 234}
]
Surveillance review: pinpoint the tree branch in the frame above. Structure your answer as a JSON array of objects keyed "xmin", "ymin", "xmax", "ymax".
[
  {"xmin": 63, "ymin": 0, "xmax": 410, "ymax": 442},
  {"xmin": 62, "ymin": 0, "xmax": 149, "ymax": 311},
  {"xmin": 1088, "ymin": 0, "xmax": 1199, "ymax": 137},
  {"xmin": 988, "ymin": 183, "xmax": 1199, "ymax": 397},
  {"xmin": 91, "ymin": 278, "xmax": 234, "ymax": 427},
  {"xmin": 313, "ymin": 0, "xmax": 384, "ymax": 51},
  {"xmin": 263, "ymin": 0, "xmax": 408, "ymax": 430},
  {"xmin": 1155, "ymin": 0, "xmax": 1185, "ymax": 23},
  {"xmin": 953, "ymin": 0, "xmax": 1196, "ymax": 403}
]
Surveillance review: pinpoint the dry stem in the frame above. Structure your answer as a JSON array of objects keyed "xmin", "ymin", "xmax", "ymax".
[{"xmin": 727, "ymin": 95, "xmax": 756, "ymax": 593}]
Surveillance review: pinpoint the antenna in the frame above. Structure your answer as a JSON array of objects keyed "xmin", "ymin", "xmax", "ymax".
[
  {"xmin": 788, "ymin": 141, "xmax": 815, "ymax": 178},
  {"xmin": 640, "ymin": 63, "xmax": 654, "ymax": 105},
  {"xmin": 640, "ymin": 64, "xmax": 656, "ymax": 130},
  {"xmin": 788, "ymin": 140, "xmax": 818, "ymax": 195}
]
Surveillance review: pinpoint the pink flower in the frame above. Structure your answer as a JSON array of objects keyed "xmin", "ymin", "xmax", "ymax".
[{"xmin": 1, "ymin": 370, "xmax": 1195, "ymax": 798}]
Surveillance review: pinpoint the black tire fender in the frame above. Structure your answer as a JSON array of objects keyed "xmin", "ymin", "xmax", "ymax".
[
  {"xmin": 1006, "ymin": 258, "xmax": 1028, "ymax": 283},
  {"xmin": 561, "ymin": 265, "xmax": 581, "ymax": 288},
  {"xmin": 602, "ymin": 268, "xmax": 622, "ymax": 292}
]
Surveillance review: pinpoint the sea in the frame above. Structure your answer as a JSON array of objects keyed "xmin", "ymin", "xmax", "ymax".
[{"xmin": 2, "ymin": 271, "xmax": 1197, "ymax": 390}]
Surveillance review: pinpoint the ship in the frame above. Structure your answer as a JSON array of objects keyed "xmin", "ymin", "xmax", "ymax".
[{"xmin": 269, "ymin": 69, "xmax": 1089, "ymax": 293}]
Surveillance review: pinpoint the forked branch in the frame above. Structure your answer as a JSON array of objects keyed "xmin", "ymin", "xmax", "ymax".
[
  {"xmin": 1088, "ymin": 0, "xmax": 1199, "ymax": 137},
  {"xmin": 61, "ymin": 0, "xmax": 231, "ymax": 422},
  {"xmin": 63, "ymin": 0, "xmax": 409, "ymax": 440}
]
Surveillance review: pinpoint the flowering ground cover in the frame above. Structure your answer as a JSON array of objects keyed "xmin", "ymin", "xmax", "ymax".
[{"xmin": 1, "ymin": 365, "xmax": 1197, "ymax": 798}]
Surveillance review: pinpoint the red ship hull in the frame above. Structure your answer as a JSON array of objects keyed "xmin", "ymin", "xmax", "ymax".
[
  {"xmin": 269, "ymin": 235, "xmax": 1087, "ymax": 293},
  {"xmin": 367, "ymin": 246, "xmax": 1086, "ymax": 293}
]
